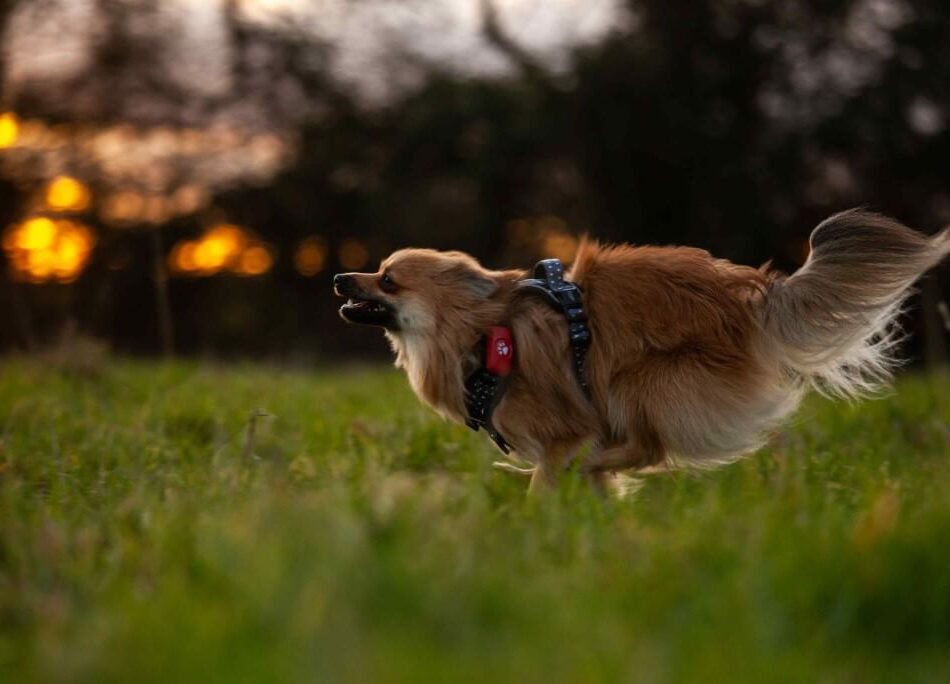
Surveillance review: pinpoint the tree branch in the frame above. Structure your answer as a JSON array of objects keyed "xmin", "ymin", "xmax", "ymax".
[{"xmin": 479, "ymin": 0, "xmax": 554, "ymax": 89}]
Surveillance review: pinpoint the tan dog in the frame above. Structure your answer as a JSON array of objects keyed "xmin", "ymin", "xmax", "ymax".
[{"xmin": 334, "ymin": 210, "xmax": 949, "ymax": 493}]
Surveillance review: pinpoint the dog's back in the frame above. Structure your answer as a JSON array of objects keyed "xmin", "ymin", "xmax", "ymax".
[{"xmin": 568, "ymin": 239, "xmax": 791, "ymax": 467}]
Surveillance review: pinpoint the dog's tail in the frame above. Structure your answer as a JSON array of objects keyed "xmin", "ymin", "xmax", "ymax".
[{"xmin": 763, "ymin": 209, "xmax": 950, "ymax": 397}]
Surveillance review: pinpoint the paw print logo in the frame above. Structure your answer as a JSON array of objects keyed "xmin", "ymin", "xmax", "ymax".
[{"xmin": 496, "ymin": 340, "xmax": 511, "ymax": 357}]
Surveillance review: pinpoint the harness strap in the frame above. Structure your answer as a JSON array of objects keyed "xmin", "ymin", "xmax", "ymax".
[
  {"xmin": 516, "ymin": 258, "xmax": 592, "ymax": 397},
  {"xmin": 464, "ymin": 367, "xmax": 511, "ymax": 454},
  {"xmin": 464, "ymin": 258, "xmax": 593, "ymax": 453}
]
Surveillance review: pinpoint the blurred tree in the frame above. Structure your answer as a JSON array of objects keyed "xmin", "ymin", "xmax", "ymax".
[{"xmin": 0, "ymin": 0, "xmax": 946, "ymax": 361}]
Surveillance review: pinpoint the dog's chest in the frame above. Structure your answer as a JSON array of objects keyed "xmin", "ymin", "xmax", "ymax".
[{"xmin": 387, "ymin": 332, "xmax": 468, "ymax": 421}]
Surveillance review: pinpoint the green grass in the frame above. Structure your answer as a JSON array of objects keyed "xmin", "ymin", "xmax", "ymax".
[{"xmin": 1, "ymin": 358, "xmax": 949, "ymax": 683}]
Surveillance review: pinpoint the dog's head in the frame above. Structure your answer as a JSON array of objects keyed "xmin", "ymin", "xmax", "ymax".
[{"xmin": 333, "ymin": 248, "xmax": 499, "ymax": 333}]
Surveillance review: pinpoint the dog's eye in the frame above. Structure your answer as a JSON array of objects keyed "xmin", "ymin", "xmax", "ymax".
[{"xmin": 380, "ymin": 272, "xmax": 399, "ymax": 293}]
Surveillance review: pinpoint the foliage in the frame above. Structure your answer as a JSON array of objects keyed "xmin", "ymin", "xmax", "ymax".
[
  {"xmin": 2, "ymin": 1, "xmax": 949, "ymax": 358},
  {"xmin": 1, "ymin": 360, "xmax": 949, "ymax": 682}
]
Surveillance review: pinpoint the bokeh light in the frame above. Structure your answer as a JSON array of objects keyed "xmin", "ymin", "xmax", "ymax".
[
  {"xmin": 193, "ymin": 224, "xmax": 245, "ymax": 271},
  {"xmin": 338, "ymin": 238, "xmax": 369, "ymax": 270},
  {"xmin": 238, "ymin": 246, "xmax": 274, "ymax": 276},
  {"xmin": 541, "ymin": 229, "xmax": 579, "ymax": 264},
  {"xmin": 169, "ymin": 223, "xmax": 274, "ymax": 277},
  {"xmin": 45, "ymin": 176, "xmax": 91, "ymax": 213},
  {"xmin": 506, "ymin": 214, "xmax": 579, "ymax": 263},
  {"xmin": 171, "ymin": 185, "xmax": 210, "ymax": 216},
  {"xmin": 100, "ymin": 191, "xmax": 146, "ymax": 224},
  {"xmin": 141, "ymin": 195, "xmax": 172, "ymax": 225},
  {"xmin": 294, "ymin": 236, "xmax": 328, "ymax": 276},
  {"xmin": 2, "ymin": 217, "xmax": 96, "ymax": 283},
  {"xmin": 0, "ymin": 112, "xmax": 19, "ymax": 148},
  {"xmin": 100, "ymin": 186, "xmax": 208, "ymax": 227},
  {"xmin": 0, "ymin": 115, "xmax": 289, "ymax": 205}
]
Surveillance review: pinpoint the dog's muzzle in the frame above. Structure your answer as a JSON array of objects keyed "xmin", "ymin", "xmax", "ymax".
[{"xmin": 334, "ymin": 273, "xmax": 399, "ymax": 329}]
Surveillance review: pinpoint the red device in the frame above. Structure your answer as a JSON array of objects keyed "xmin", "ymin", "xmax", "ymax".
[{"xmin": 484, "ymin": 326, "xmax": 514, "ymax": 376}]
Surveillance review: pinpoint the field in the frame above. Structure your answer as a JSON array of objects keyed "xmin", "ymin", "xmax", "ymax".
[{"xmin": 1, "ymin": 358, "xmax": 949, "ymax": 682}]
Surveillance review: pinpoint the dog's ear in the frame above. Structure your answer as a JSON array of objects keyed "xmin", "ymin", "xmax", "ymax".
[
  {"xmin": 462, "ymin": 271, "xmax": 498, "ymax": 298},
  {"xmin": 441, "ymin": 257, "xmax": 499, "ymax": 299}
]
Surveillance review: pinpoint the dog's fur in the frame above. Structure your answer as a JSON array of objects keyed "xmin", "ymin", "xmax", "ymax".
[{"xmin": 335, "ymin": 210, "xmax": 949, "ymax": 492}]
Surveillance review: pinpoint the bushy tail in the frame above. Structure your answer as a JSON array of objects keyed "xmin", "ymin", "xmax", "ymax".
[{"xmin": 763, "ymin": 209, "xmax": 950, "ymax": 397}]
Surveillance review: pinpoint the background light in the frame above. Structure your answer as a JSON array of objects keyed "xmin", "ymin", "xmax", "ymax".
[
  {"xmin": 294, "ymin": 236, "xmax": 328, "ymax": 276},
  {"xmin": 169, "ymin": 223, "xmax": 274, "ymax": 277},
  {"xmin": 2, "ymin": 217, "xmax": 96, "ymax": 283},
  {"xmin": 0, "ymin": 112, "xmax": 19, "ymax": 148},
  {"xmin": 338, "ymin": 238, "xmax": 369, "ymax": 270},
  {"xmin": 45, "ymin": 176, "xmax": 91, "ymax": 213}
]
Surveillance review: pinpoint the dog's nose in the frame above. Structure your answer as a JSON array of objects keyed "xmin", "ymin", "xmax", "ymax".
[{"xmin": 333, "ymin": 273, "xmax": 354, "ymax": 295}]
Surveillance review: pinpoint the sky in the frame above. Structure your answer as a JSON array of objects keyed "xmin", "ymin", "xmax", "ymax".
[{"xmin": 3, "ymin": 0, "xmax": 625, "ymax": 110}]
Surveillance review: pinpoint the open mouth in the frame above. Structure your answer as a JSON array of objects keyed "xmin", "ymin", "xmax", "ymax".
[{"xmin": 339, "ymin": 296, "xmax": 398, "ymax": 328}]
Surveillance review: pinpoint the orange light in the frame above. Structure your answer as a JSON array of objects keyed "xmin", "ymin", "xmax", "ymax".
[
  {"xmin": 45, "ymin": 176, "xmax": 91, "ymax": 213},
  {"xmin": 192, "ymin": 224, "xmax": 244, "ymax": 272},
  {"xmin": 238, "ymin": 246, "xmax": 273, "ymax": 276},
  {"xmin": 294, "ymin": 236, "xmax": 327, "ymax": 276},
  {"xmin": 168, "ymin": 224, "xmax": 273, "ymax": 277},
  {"xmin": 141, "ymin": 195, "xmax": 171, "ymax": 225},
  {"xmin": 2, "ymin": 217, "xmax": 96, "ymax": 283},
  {"xmin": 192, "ymin": 238, "xmax": 231, "ymax": 271},
  {"xmin": 541, "ymin": 229, "xmax": 579, "ymax": 264},
  {"xmin": 0, "ymin": 112, "xmax": 19, "ymax": 149},
  {"xmin": 506, "ymin": 218, "xmax": 533, "ymax": 245},
  {"xmin": 16, "ymin": 217, "xmax": 56, "ymax": 250},
  {"xmin": 537, "ymin": 215, "xmax": 567, "ymax": 234},
  {"xmin": 54, "ymin": 231, "xmax": 85, "ymax": 279},
  {"xmin": 178, "ymin": 242, "xmax": 197, "ymax": 272},
  {"xmin": 168, "ymin": 241, "xmax": 196, "ymax": 274},
  {"xmin": 207, "ymin": 224, "xmax": 247, "ymax": 247},
  {"xmin": 100, "ymin": 191, "xmax": 145, "ymax": 224},
  {"xmin": 338, "ymin": 238, "xmax": 369, "ymax": 270},
  {"xmin": 171, "ymin": 185, "xmax": 209, "ymax": 216},
  {"xmin": 30, "ymin": 249, "xmax": 55, "ymax": 279}
]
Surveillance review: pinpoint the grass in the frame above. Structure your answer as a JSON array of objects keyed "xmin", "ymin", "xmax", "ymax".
[{"xmin": 1, "ymin": 358, "xmax": 949, "ymax": 683}]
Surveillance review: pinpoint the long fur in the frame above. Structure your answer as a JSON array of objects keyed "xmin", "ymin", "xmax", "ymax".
[
  {"xmin": 763, "ymin": 209, "xmax": 950, "ymax": 398},
  {"xmin": 336, "ymin": 210, "xmax": 949, "ymax": 483}
]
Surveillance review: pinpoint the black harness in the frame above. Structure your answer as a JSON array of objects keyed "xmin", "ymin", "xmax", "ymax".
[
  {"xmin": 463, "ymin": 366, "xmax": 512, "ymax": 453},
  {"xmin": 464, "ymin": 258, "xmax": 592, "ymax": 453}
]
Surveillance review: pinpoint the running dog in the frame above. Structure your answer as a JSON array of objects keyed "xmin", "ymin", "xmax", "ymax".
[{"xmin": 334, "ymin": 210, "xmax": 949, "ymax": 493}]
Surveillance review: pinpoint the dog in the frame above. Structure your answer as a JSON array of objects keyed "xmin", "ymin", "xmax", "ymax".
[{"xmin": 334, "ymin": 210, "xmax": 949, "ymax": 494}]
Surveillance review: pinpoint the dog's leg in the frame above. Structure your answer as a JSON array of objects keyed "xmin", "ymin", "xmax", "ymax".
[
  {"xmin": 583, "ymin": 469, "xmax": 611, "ymax": 496},
  {"xmin": 580, "ymin": 443, "xmax": 664, "ymax": 499},
  {"xmin": 583, "ymin": 440, "xmax": 665, "ymax": 475},
  {"xmin": 526, "ymin": 445, "xmax": 576, "ymax": 495},
  {"xmin": 528, "ymin": 459, "xmax": 560, "ymax": 495}
]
